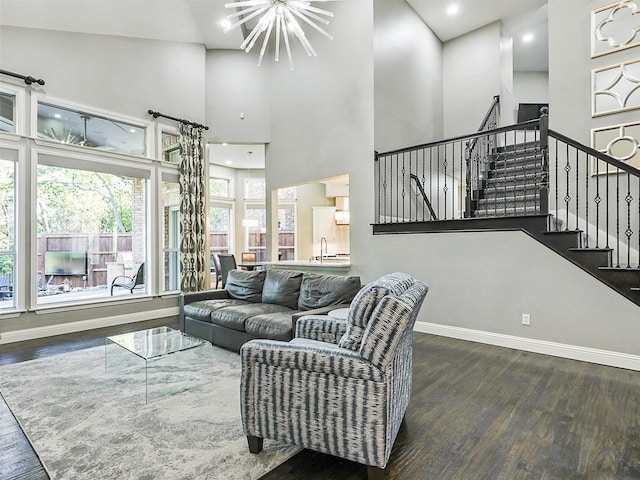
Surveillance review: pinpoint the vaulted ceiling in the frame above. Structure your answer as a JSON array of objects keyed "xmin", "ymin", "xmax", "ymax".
[{"xmin": 0, "ymin": 0, "xmax": 548, "ymax": 71}]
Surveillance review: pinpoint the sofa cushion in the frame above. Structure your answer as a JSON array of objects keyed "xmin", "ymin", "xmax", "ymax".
[
  {"xmin": 211, "ymin": 303, "xmax": 293, "ymax": 332},
  {"xmin": 246, "ymin": 311, "xmax": 300, "ymax": 341},
  {"xmin": 261, "ymin": 270, "xmax": 303, "ymax": 310},
  {"xmin": 226, "ymin": 270, "xmax": 266, "ymax": 303},
  {"xmin": 338, "ymin": 272, "xmax": 414, "ymax": 351},
  {"xmin": 183, "ymin": 299, "xmax": 250, "ymax": 322},
  {"xmin": 298, "ymin": 273, "xmax": 361, "ymax": 311}
]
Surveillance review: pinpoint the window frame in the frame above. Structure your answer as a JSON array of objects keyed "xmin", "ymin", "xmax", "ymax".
[
  {"xmin": 31, "ymin": 143, "xmax": 154, "ymax": 310},
  {"xmin": 30, "ymin": 93, "xmax": 153, "ymax": 159}
]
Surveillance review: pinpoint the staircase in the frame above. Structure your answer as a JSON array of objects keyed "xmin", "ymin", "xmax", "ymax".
[
  {"xmin": 474, "ymin": 142, "xmax": 545, "ymax": 217},
  {"xmin": 374, "ymin": 108, "xmax": 640, "ymax": 308},
  {"xmin": 470, "ymin": 140, "xmax": 640, "ymax": 306}
]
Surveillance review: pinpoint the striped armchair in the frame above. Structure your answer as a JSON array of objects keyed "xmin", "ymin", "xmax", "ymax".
[{"xmin": 240, "ymin": 273, "xmax": 428, "ymax": 480}]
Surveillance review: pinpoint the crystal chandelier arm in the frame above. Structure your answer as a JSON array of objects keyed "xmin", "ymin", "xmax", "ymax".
[
  {"xmin": 226, "ymin": 4, "xmax": 262, "ymax": 20},
  {"xmin": 257, "ymin": 11, "xmax": 277, "ymax": 66},
  {"xmin": 283, "ymin": 8, "xmax": 315, "ymax": 57},
  {"xmin": 291, "ymin": 2, "xmax": 334, "ymax": 19},
  {"xmin": 289, "ymin": 8, "xmax": 334, "ymax": 40},
  {"xmin": 224, "ymin": 0, "xmax": 269, "ymax": 7},
  {"xmin": 282, "ymin": 16, "xmax": 295, "ymax": 70},
  {"xmin": 242, "ymin": 14, "xmax": 270, "ymax": 52},
  {"xmin": 224, "ymin": 4, "xmax": 270, "ymax": 33},
  {"xmin": 290, "ymin": 6, "xmax": 331, "ymax": 26},
  {"xmin": 275, "ymin": 12, "xmax": 282, "ymax": 62}
]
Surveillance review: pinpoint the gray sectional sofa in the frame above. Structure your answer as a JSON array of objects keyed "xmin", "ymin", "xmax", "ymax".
[{"xmin": 179, "ymin": 269, "xmax": 361, "ymax": 352}]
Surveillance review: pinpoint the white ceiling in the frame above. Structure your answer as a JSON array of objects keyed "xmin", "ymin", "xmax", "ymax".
[{"xmin": 0, "ymin": 0, "xmax": 548, "ymax": 168}]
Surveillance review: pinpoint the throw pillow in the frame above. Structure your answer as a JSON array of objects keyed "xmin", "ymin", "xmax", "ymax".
[
  {"xmin": 262, "ymin": 270, "xmax": 303, "ymax": 310},
  {"xmin": 226, "ymin": 269, "xmax": 266, "ymax": 303}
]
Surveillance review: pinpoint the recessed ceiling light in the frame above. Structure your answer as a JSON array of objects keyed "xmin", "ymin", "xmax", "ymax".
[
  {"xmin": 522, "ymin": 33, "xmax": 534, "ymax": 43},
  {"xmin": 222, "ymin": 142, "xmax": 228, "ymax": 146},
  {"xmin": 446, "ymin": 4, "xmax": 459, "ymax": 15},
  {"xmin": 225, "ymin": 160, "xmax": 232, "ymax": 165},
  {"xmin": 54, "ymin": 113, "xmax": 62, "ymax": 119},
  {"xmin": 129, "ymin": 128, "xmax": 136, "ymax": 133},
  {"xmin": 220, "ymin": 19, "xmax": 231, "ymax": 29}
]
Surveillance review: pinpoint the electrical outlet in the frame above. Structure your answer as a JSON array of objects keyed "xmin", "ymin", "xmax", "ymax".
[{"xmin": 522, "ymin": 313, "xmax": 531, "ymax": 326}]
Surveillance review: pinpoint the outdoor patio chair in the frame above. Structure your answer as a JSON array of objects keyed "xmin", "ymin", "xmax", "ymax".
[{"xmin": 110, "ymin": 262, "xmax": 145, "ymax": 295}]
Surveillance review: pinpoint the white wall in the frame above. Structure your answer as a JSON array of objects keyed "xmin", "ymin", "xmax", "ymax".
[
  {"xmin": 443, "ymin": 22, "xmax": 502, "ymax": 137},
  {"xmin": 205, "ymin": 50, "xmax": 271, "ymax": 144},
  {"xmin": 0, "ymin": 26, "xmax": 206, "ymax": 124},
  {"xmin": 373, "ymin": 0, "xmax": 444, "ymax": 152},
  {"xmin": 514, "ymin": 71, "xmax": 549, "ymax": 105}
]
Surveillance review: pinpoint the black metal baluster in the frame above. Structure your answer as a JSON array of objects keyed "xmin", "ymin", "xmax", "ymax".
[
  {"xmin": 576, "ymin": 145, "xmax": 580, "ymax": 232},
  {"xmin": 565, "ymin": 144, "xmax": 570, "ymax": 231},
  {"xmin": 555, "ymin": 139, "xmax": 559, "ymax": 231},
  {"xmin": 584, "ymin": 150, "xmax": 589, "ymax": 248},
  {"xmin": 437, "ymin": 145, "xmax": 441, "ymax": 218},
  {"xmin": 401, "ymin": 152, "xmax": 406, "ymax": 223},
  {"xmin": 625, "ymin": 172, "xmax": 632, "ymax": 268},
  {"xmin": 421, "ymin": 148, "xmax": 426, "ymax": 221},
  {"xmin": 443, "ymin": 144, "xmax": 448, "ymax": 219},
  {"xmin": 616, "ymin": 167, "xmax": 620, "ymax": 268},
  {"xmin": 595, "ymin": 155, "xmax": 600, "ymax": 248},
  {"xmin": 430, "ymin": 147, "xmax": 433, "ymax": 220},
  {"xmin": 605, "ymin": 158, "xmax": 610, "ymax": 250},
  {"xmin": 395, "ymin": 153, "xmax": 399, "ymax": 223}
]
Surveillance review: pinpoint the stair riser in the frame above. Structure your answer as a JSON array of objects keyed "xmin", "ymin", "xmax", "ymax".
[
  {"xmin": 598, "ymin": 268, "xmax": 640, "ymax": 289},
  {"xmin": 538, "ymin": 231, "xmax": 583, "ymax": 250},
  {"xmin": 566, "ymin": 250, "xmax": 613, "ymax": 271}
]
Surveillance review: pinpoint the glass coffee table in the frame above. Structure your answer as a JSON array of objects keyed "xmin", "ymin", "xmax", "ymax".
[{"xmin": 105, "ymin": 326, "xmax": 211, "ymax": 403}]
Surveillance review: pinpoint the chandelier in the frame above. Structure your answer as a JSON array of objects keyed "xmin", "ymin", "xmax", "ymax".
[{"xmin": 223, "ymin": 0, "xmax": 337, "ymax": 70}]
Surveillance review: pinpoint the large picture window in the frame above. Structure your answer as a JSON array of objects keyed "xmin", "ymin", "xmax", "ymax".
[{"xmin": 36, "ymin": 157, "xmax": 148, "ymax": 304}]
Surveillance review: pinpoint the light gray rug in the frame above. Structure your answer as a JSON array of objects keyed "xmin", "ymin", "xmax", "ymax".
[{"xmin": 0, "ymin": 343, "xmax": 300, "ymax": 479}]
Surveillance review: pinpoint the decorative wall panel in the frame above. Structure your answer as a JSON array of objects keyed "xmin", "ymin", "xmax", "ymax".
[
  {"xmin": 591, "ymin": 121, "xmax": 640, "ymax": 173},
  {"xmin": 591, "ymin": 0, "xmax": 640, "ymax": 57},
  {"xmin": 592, "ymin": 59, "xmax": 640, "ymax": 115}
]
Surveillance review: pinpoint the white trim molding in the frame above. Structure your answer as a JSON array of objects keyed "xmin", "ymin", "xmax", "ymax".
[
  {"xmin": 0, "ymin": 307, "xmax": 179, "ymax": 344},
  {"xmin": 415, "ymin": 321, "xmax": 640, "ymax": 372}
]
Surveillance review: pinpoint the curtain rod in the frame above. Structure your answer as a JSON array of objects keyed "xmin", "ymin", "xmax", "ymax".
[
  {"xmin": 0, "ymin": 69, "xmax": 45, "ymax": 86},
  {"xmin": 147, "ymin": 110, "xmax": 209, "ymax": 130}
]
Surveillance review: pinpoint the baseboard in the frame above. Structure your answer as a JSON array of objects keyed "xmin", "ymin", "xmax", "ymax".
[
  {"xmin": 0, "ymin": 307, "xmax": 180, "ymax": 344},
  {"xmin": 414, "ymin": 321, "xmax": 640, "ymax": 371}
]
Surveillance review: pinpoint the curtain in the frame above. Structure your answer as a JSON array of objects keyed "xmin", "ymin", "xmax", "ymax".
[{"xmin": 179, "ymin": 123, "xmax": 207, "ymax": 292}]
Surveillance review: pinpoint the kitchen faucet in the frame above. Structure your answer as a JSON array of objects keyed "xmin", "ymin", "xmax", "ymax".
[{"xmin": 320, "ymin": 237, "xmax": 328, "ymax": 264}]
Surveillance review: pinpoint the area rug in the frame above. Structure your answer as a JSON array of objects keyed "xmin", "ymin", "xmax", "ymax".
[{"xmin": 0, "ymin": 343, "xmax": 300, "ymax": 479}]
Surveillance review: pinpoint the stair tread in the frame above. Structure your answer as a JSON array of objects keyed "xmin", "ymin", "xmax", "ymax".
[
  {"xmin": 568, "ymin": 247, "xmax": 613, "ymax": 252},
  {"xmin": 542, "ymin": 230, "xmax": 584, "ymax": 235}
]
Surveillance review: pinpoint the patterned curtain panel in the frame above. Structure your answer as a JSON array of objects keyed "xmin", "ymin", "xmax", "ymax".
[{"xmin": 179, "ymin": 123, "xmax": 207, "ymax": 292}]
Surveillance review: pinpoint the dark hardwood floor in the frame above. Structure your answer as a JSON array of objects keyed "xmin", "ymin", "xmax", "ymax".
[{"xmin": 2, "ymin": 319, "xmax": 639, "ymax": 479}]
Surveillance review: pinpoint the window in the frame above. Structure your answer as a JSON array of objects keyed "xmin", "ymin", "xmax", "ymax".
[
  {"xmin": 161, "ymin": 131, "xmax": 181, "ymax": 164},
  {"xmin": 244, "ymin": 204, "xmax": 266, "ymax": 261},
  {"xmin": 0, "ymin": 156, "xmax": 15, "ymax": 309},
  {"xmin": 161, "ymin": 175, "xmax": 180, "ymax": 291},
  {"xmin": 278, "ymin": 202, "xmax": 296, "ymax": 260},
  {"xmin": 0, "ymin": 92, "xmax": 15, "ymax": 133},
  {"xmin": 245, "ymin": 178, "xmax": 266, "ymax": 199},
  {"xmin": 211, "ymin": 177, "xmax": 231, "ymax": 197},
  {"xmin": 36, "ymin": 158, "xmax": 148, "ymax": 304},
  {"xmin": 37, "ymin": 102, "xmax": 146, "ymax": 156}
]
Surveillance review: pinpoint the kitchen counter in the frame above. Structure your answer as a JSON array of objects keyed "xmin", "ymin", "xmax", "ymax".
[{"xmin": 268, "ymin": 260, "xmax": 351, "ymax": 274}]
